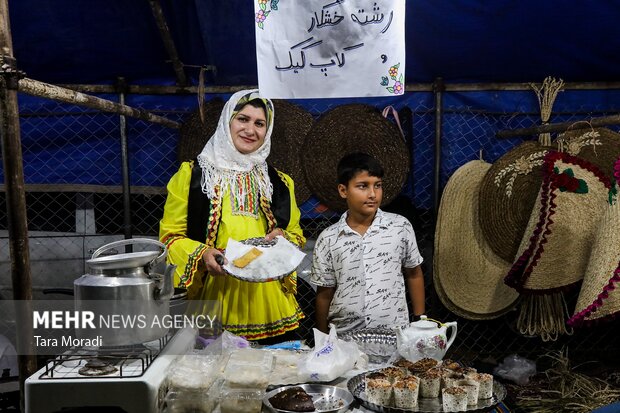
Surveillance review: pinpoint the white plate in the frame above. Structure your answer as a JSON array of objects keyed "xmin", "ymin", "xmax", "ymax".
[{"xmin": 222, "ymin": 236, "xmax": 306, "ymax": 283}]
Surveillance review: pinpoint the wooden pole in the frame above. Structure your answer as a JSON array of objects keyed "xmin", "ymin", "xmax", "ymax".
[
  {"xmin": 148, "ymin": 0, "xmax": 188, "ymax": 87},
  {"xmin": 496, "ymin": 114, "xmax": 620, "ymax": 138},
  {"xmin": 18, "ymin": 77, "xmax": 180, "ymax": 128},
  {"xmin": 0, "ymin": 0, "xmax": 37, "ymax": 405}
]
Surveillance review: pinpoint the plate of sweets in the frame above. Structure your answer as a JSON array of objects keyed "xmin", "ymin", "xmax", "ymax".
[
  {"xmin": 347, "ymin": 358, "xmax": 506, "ymax": 412},
  {"xmin": 263, "ymin": 384, "xmax": 353, "ymax": 413},
  {"xmin": 222, "ymin": 236, "xmax": 306, "ymax": 282}
]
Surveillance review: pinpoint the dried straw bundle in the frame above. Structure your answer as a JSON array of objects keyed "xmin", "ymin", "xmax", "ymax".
[{"xmin": 516, "ymin": 350, "xmax": 620, "ymax": 413}]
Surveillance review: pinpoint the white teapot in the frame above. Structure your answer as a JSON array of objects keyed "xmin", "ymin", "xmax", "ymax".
[{"xmin": 396, "ymin": 316, "xmax": 457, "ymax": 362}]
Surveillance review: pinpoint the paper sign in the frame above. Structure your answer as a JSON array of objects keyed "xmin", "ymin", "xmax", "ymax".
[{"xmin": 254, "ymin": 0, "xmax": 406, "ymax": 99}]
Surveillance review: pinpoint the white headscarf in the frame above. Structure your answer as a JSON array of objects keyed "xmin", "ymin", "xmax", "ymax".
[{"xmin": 197, "ymin": 89, "xmax": 275, "ymax": 209}]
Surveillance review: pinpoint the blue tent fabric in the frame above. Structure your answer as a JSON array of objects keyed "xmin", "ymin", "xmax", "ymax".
[
  {"xmin": 10, "ymin": 0, "xmax": 620, "ymax": 85},
  {"xmin": 7, "ymin": 1, "xmax": 620, "ymax": 216}
]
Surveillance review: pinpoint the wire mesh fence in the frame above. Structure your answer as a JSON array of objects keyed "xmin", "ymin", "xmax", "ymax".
[{"xmin": 1, "ymin": 89, "xmax": 619, "ymax": 365}]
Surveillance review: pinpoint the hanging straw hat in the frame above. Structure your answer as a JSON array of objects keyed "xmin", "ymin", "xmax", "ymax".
[
  {"xmin": 505, "ymin": 151, "xmax": 612, "ymax": 293},
  {"xmin": 556, "ymin": 127, "xmax": 620, "ymax": 180},
  {"xmin": 177, "ymin": 98, "xmax": 225, "ymax": 162},
  {"xmin": 568, "ymin": 157, "xmax": 620, "ymax": 327},
  {"xmin": 267, "ymin": 99, "xmax": 314, "ymax": 206},
  {"xmin": 478, "ymin": 141, "xmax": 553, "ymax": 263},
  {"xmin": 301, "ymin": 104, "xmax": 409, "ymax": 212},
  {"xmin": 434, "ymin": 160, "xmax": 519, "ymax": 319}
]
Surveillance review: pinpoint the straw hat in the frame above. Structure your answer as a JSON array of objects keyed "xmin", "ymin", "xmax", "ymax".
[
  {"xmin": 478, "ymin": 141, "xmax": 552, "ymax": 263},
  {"xmin": 301, "ymin": 104, "xmax": 409, "ymax": 212},
  {"xmin": 568, "ymin": 157, "xmax": 620, "ymax": 327},
  {"xmin": 556, "ymin": 127, "xmax": 620, "ymax": 180},
  {"xmin": 504, "ymin": 151, "xmax": 612, "ymax": 293},
  {"xmin": 267, "ymin": 99, "xmax": 314, "ymax": 206},
  {"xmin": 177, "ymin": 98, "xmax": 225, "ymax": 162},
  {"xmin": 434, "ymin": 160, "xmax": 519, "ymax": 319}
]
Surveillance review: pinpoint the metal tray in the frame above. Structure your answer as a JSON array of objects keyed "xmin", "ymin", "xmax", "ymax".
[
  {"xmin": 340, "ymin": 328, "xmax": 398, "ymax": 363},
  {"xmin": 347, "ymin": 371, "xmax": 506, "ymax": 412},
  {"xmin": 263, "ymin": 384, "xmax": 354, "ymax": 413}
]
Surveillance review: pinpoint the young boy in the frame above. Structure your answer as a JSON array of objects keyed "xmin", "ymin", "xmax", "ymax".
[{"xmin": 310, "ymin": 152, "xmax": 425, "ymax": 333}]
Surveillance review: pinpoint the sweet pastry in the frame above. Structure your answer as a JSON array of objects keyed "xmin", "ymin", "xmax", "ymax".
[
  {"xmin": 233, "ymin": 247, "xmax": 263, "ymax": 268},
  {"xmin": 466, "ymin": 372, "xmax": 494, "ymax": 399},
  {"xmin": 419, "ymin": 367, "xmax": 442, "ymax": 398},
  {"xmin": 379, "ymin": 366, "xmax": 408, "ymax": 383},
  {"xmin": 456, "ymin": 379, "xmax": 480, "ymax": 405},
  {"xmin": 409, "ymin": 357, "xmax": 439, "ymax": 374},
  {"xmin": 442, "ymin": 386, "xmax": 468, "ymax": 412},
  {"xmin": 393, "ymin": 376, "xmax": 420, "ymax": 408},
  {"xmin": 268, "ymin": 386, "xmax": 315, "ymax": 412},
  {"xmin": 392, "ymin": 358, "xmax": 416, "ymax": 370},
  {"xmin": 365, "ymin": 376, "xmax": 392, "ymax": 406}
]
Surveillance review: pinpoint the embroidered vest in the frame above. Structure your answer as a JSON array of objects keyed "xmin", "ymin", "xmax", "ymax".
[{"xmin": 186, "ymin": 160, "xmax": 291, "ymax": 245}]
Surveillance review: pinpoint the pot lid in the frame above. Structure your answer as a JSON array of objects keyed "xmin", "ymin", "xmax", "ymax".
[
  {"xmin": 410, "ymin": 315, "xmax": 441, "ymax": 329},
  {"xmin": 86, "ymin": 250, "xmax": 160, "ymax": 271}
]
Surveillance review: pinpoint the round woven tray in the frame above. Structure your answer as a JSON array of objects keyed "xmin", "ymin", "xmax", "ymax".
[
  {"xmin": 301, "ymin": 104, "xmax": 410, "ymax": 212},
  {"xmin": 267, "ymin": 99, "xmax": 314, "ymax": 206},
  {"xmin": 177, "ymin": 98, "xmax": 225, "ymax": 162}
]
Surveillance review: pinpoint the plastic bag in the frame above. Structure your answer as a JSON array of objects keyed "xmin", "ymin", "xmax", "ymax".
[
  {"xmin": 493, "ymin": 354, "xmax": 537, "ymax": 385},
  {"xmin": 298, "ymin": 325, "xmax": 361, "ymax": 382},
  {"xmin": 200, "ymin": 330, "xmax": 250, "ymax": 355}
]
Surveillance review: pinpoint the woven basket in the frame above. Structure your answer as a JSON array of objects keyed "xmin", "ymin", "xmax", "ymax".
[
  {"xmin": 267, "ymin": 99, "xmax": 314, "ymax": 206},
  {"xmin": 177, "ymin": 98, "xmax": 225, "ymax": 162},
  {"xmin": 301, "ymin": 104, "xmax": 409, "ymax": 212},
  {"xmin": 434, "ymin": 160, "xmax": 519, "ymax": 319},
  {"xmin": 569, "ymin": 157, "xmax": 620, "ymax": 327},
  {"xmin": 505, "ymin": 151, "xmax": 611, "ymax": 293}
]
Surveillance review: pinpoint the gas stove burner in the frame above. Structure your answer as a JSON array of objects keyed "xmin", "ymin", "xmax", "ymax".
[
  {"xmin": 78, "ymin": 358, "xmax": 118, "ymax": 377},
  {"xmin": 97, "ymin": 344, "xmax": 147, "ymax": 356}
]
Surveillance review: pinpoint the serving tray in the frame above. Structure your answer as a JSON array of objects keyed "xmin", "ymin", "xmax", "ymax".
[
  {"xmin": 340, "ymin": 328, "xmax": 398, "ymax": 363},
  {"xmin": 347, "ymin": 371, "xmax": 506, "ymax": 413}
]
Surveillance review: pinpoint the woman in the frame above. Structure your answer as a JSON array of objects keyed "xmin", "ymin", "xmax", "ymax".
[{"xmin": 159, "ymin": 89, "xmax": 305, "ymax": 342}]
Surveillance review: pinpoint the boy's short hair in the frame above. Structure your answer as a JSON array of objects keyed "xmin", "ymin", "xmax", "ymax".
[{"xmin": 337, "ymin": 152, "xmax": 384, "ymax": 185}]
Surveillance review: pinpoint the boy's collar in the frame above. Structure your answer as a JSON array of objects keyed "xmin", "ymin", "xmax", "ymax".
[{"xmin": 337, "ymin": 208, "xmax": 386, "ymax": 235}]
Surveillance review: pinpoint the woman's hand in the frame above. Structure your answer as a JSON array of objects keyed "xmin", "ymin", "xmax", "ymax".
[
  {"xmin": 202, "ymin": 248, "xmax": 227, "ymax": 276},
  {"xmin": 265, "ymin": 228, "xmax": 285, "ymax": 241}
]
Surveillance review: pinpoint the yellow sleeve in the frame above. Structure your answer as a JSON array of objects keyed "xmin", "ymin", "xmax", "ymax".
[
  {"xmin": 276, "ymin": 171, "xmax": 306, "ymax": 295},
  {"xmin": 159, "ymin": 161, "xmax": 208, "ymax": 289},
  {"xmin": 277, "ymin": 171, "xmax": 306, "ymax": 249}
]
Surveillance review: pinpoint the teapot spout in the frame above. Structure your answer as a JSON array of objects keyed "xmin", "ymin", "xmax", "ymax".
[{"xmin": 155, "ymin": 264, "xmax": 175, "ymax": 301}]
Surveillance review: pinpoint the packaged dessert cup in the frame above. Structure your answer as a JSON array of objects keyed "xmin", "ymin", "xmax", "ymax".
[
  {"xmin": 442, "ymin": 386, "xmax": 468, "ymax": 412},
  {"xmin": 466, "ymin": 372, "xmax": 494, "ymax": 399},
  {"xmin": 393, "ymin": 376, "xmax": 420, "ymax": 409},
  {"xmin": 419, "ymin": 367, "xmax": 442, "ymax": 398},
  {"xmin": 365, "ymin": 375, "xmax": 393, "ymax": 406},
  {"xmin": 456, "ymin": 379, "xmax": 480, "ymax": 405}
]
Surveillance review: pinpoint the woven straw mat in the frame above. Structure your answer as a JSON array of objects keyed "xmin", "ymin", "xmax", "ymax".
[
  {"xmin": 569, "ymin": 157, "xmax": 620, "ymax": 326},
  {"xmin": 301, "ymin": 104, "xmax": 409, "ymax": 212},
  {"xmin": 266, "ymin": 99, "xmax": 314, "ymax": 206},
  {"xmin": 505, "ymin": 151, "xmax": 611, "ymax": 293},
  {"xmin": 177, "ymin": 98, "xmax": 225, "ymax": 162},
  {"xmin": 434, "ymin": 160, "xmax": 519, "ymax": 319},
  {"xmin": 478, "ymin": 141, "xmax": 553, "ymax": 263}
]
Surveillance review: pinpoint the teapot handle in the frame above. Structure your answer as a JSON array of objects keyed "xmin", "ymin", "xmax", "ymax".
[
  {"xmin": 444, "ymin": 321, "xmax": 458, "ymax": 351},
  {"xmin": 91, "ymin": 238, "xmax": 167, "ymax": 264}
]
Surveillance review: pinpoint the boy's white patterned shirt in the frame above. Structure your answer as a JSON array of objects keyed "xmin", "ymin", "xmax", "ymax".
[{"xmin": 310, "ymin": 209, "xmax": 423, "ymax": 332}]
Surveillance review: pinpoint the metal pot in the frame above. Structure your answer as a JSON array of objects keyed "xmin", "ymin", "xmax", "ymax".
[{"xmin": 73, "ymin": 238, "xmax": 175, "ymax": 346}]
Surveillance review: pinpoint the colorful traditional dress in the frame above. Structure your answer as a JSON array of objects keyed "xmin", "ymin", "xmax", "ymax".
[{"xmin": 159, "ymin": 89, "xmax": 306, "ymax": 340}]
